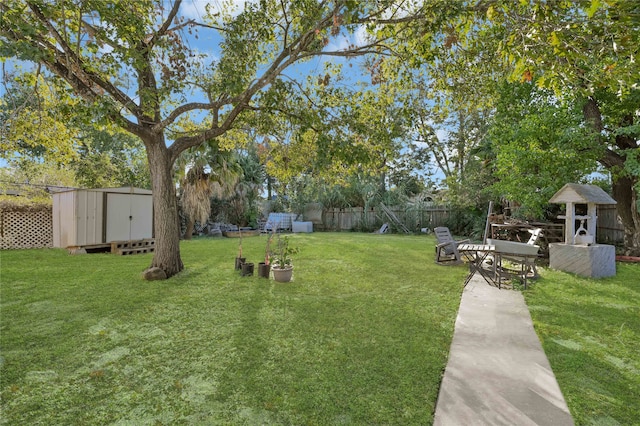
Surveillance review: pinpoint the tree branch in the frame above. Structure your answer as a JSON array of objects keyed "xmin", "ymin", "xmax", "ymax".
[
  {"xmin": 167, "ymin": 0, "xmax": 415, "ymax": 162},
  {"xmin": 151, "ymin": 101, "xmax": 227, "ymax": 133},
  {"xmin": 149, "ymin": 0, "xmax": 182, "ymax": 46},
  {"xmin": 81, "ymin": 20, "xmax": 120, "ymax": 50},
  {"xmin": 24, "ymin": 2, "xmax": 143, "ymax": 119}
]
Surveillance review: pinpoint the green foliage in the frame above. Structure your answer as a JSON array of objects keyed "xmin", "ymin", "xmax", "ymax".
[
  {"xmin": 0, "ymin": 73, "xmax": 80, "ymax": 165},
  {"xmin": 1, "ymin": 72, "xmax": 150, "ymax": 190},
  {"xmin": 444, "ymin": 206, "xmax": 487, "ymax": 240},
  {"xmin": 484, "ymin": 0, "xmax": 640, "ymax": 100},
  {"xmin": 383, "ymin": 0, "xmax": 638, "ymax": 247},
  {"xmin": 259, "ymin": 81, "xmax": 411, "ymax": 192},
  {"xmin": 225, "ymin": 150, "xmax": 264, "ymax": 227},
  {"xmin": 0, "ymin": 194, "xmax": 51, "ymax": 209},
  {"xmin": 178, "ymin": 144, "xmax": 264, "ymax": 229},
  {"xmin": 74, "ymin": 125, "xmax": 150, "ymax": 189},
  {"xmin": 487, "ymin": 83, "xmax": 601, "ymax": 218},
  {"xmin": 0, "ymin": 160, "xmax": 76, "ymax": 198},
  {"xmin": 388, "ymin": 145, "xmax": 432, "ymax": 198},
  {"xmin": 176, "ymin": 140, "xmax": 269, "ymax": 233},
  {"xmin": 287, "ymin": 174, "xmax": 323, "ymax": 214},
  {"xmin": 270, "ymin": 234, "xmax": 299, "ymax": 269}
]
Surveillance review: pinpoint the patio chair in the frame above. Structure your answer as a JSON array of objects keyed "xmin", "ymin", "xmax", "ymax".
[
  {"xmin": 434, "ymin": 227, "xmax": 470, "ymax": 265},
  {"xmin": 526, "ymin": 228, "xmax": 543, "ymax": 245},
  {"xmin": 375, "ymin": 223, "xmax": 389, "ymax": 234}
]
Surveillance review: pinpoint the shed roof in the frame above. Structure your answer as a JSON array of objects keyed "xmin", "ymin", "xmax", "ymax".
[
  {"xmin": 549, "ymin": 183, "xmax": 616, "ymax": 205},
  {"xmin": 53, "ymin": 186, "xmax": 152, "ymax": 195}
]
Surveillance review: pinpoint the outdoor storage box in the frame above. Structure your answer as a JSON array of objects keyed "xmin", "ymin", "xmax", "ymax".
[{"xmin": 292, "ymin": 221, "xmax": 313, "ymax": 233}]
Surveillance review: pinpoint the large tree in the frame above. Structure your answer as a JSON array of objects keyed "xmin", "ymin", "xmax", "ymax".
[
  {"xmin": 472, "ymin": 0, "xmax": 640, "ymax": 253},
  {"xmin": 487, "ymin": 82, "xmax": 602, "ymax": 218},
  {"xmin": 1, "ymin": 0, "xmax": 437, "ymax": 277},
  {"xmin": 390, "ymin": 0, "xmax": 639, "ymax": 253}
]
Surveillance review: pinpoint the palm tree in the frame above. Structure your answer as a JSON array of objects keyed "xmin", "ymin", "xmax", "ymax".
[
  {"xmin": 176, "ymin": 141, "xmax": 242, "ymax": 239},
  {"xmin": 227, "ymin": 150, "xmax": 266, "ymax": 227}
]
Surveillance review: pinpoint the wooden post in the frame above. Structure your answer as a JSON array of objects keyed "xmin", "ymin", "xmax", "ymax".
[
  {"xmin": 565, "ymin": 202, "xmax": 575, "ymax": 245},
  {"xmin": 587, "ymin": 203, "xmax": 597, "ymax": 238},
  {"xmin": 482, "ymin": 201, "xmax": 493, "ymax": 244}
]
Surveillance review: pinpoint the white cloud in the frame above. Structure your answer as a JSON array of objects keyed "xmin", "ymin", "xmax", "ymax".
[
  {"xmin": 180, "ymin": 0, "xmax": 257, "ymax": 20},
  {"xmin": 180, "ymin": 0, "xmax": 209, "ymax": 20},
  {"xmin": 436, "ymin": 128, "xmax": 448, "ymax": 142},
  {"xmin": 191, "ymin": 47, "xmax": 219, "ymax": 66},
  {"xmin": 325, "ymin": 36, "xmax": 350, "ymax": 53},
  {"xmin": 354, "ymin": 25, "xmax": 371, "ymax": 47},
  {"xmin": 381, "ymin": 0, "xmax": 422, "ymax": 20},
  {"xmin": 325, "ymin": 24, "xmax": 371, "ymax": 52}
]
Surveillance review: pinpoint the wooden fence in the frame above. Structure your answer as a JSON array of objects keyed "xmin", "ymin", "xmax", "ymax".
[
  {"xmin": 320, "ymin": 204, "xmax": 626, "ymax": 243},
  {"xmin": 597, "ymin": 204, "xmax": 625, "ymax": 245},
  {"xmin": 321, "ymin": 205, "xmax": 452, "ymax": 233}
]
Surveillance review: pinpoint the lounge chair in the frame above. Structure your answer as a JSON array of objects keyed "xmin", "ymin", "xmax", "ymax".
[
  {"xmin": 434, "ymin": 227, "xmax": 470, "ymax": 265},
  {"xmin": 375, "ymin": 223, "xmax": 389, "ymax": 234}
]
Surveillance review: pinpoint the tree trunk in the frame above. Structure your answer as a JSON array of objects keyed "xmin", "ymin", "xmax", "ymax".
[
  {"xmin": 184, "ymin": 217, "xmax": 195, "ymax": 240},
  {"xmin": 146, "ymin": 137, "xmax": 184, "ymax": 277},
  {"xmin": 583, "ymin": 96, "xmax": 640, "ymax": 255},
  {"xmin": 612, "ymin": 175, "xmax": 640, "ymax": 256}
]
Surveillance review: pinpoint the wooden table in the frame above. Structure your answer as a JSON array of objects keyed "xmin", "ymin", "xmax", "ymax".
[
  {"xmin": 493, "ymin": 251, "xmax": 539, "ymax": 289},
  {"xmin": 459, "ymin": 243, "xmax": 539, "ymax": 289},
  {"xmin": 458, "ymin": 244, "xmax": 496, "ymax": 287}
]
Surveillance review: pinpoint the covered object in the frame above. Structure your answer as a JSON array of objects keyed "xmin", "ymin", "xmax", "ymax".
[{"xmin": 53, "ymin": 187, "xmax": 153, "ymax": 248}]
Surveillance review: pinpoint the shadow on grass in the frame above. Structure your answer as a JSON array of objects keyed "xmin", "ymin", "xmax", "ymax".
[{"xmin": 1, "ymin": 233, "xmax": 467, "ymax": 425}]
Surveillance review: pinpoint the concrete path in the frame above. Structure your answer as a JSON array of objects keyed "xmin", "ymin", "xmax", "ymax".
[{"xmin": 433, "ymin": 275, "xmax": 574, "ymax": 425}]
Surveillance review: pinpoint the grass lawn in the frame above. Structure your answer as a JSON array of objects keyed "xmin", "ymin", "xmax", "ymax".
[
  {"xmin": 525, "ymin": 263, "xmax": 640, "ymax": 426},
  {"xmin": 0, "ymin": 233, "xmax": 466, "ymax": 425},
  {"xmin": 3, "ymin": 232, "xmax": 638, "ymax": 425}
]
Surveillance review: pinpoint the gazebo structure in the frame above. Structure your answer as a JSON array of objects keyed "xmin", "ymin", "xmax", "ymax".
[{"xmin": 548, "ymin": 183, "xmax": 617, "ymax": 278}]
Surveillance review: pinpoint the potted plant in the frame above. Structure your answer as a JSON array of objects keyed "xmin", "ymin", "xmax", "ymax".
[
  {"xmin": 258, "ymin": 231, "xmax": 274, "ymax": 278},
  {"xmin": 241, "ymin": 261, "xmax": 254, "ymax": 276},
  {"xmin": 271, "ymin": 235, "xmax": 298, "ymax": 282},
  {"xmin": 234, "ymin": 228, "xmax": 245, "ymax": 270}
]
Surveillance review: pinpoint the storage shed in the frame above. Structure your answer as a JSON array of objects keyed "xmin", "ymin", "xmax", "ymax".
[{"xmin": 53, "ymin": 187, "xmax": 153, "ymax": 249}]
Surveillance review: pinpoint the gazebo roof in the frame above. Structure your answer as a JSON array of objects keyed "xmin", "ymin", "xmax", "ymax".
[{"xmin": 549, "ymin": 183, "xmax": 617, "ymax": 205}]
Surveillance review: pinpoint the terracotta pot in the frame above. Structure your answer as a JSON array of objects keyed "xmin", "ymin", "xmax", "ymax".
[
  {"xmin": 272, "ymin": 266, "xmax": 293, "ymax": 282},
  {"xmin": 258, "ymin": 262, "xmax": 271, "ymax": 278},
  {"xmin": 241, "ymin": 262, "xmax": 254, "ymax": 277}
]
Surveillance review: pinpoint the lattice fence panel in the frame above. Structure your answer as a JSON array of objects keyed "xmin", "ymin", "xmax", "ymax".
[{"xmin": 0, "ymin": 208, "xmax": 53, "ymax": 249}]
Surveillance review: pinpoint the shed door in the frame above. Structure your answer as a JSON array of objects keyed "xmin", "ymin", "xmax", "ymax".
[
  {"xmin": 130, "ymin": 194, "xmax": 153, "ymax": 240},
  {"xmin": 105, "ymin": 193, "xmax": 153, "ymax": 242}
]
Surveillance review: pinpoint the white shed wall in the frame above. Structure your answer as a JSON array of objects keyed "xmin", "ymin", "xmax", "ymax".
[
  {"xmin": 77, "ymin": 190, "xmax": 103, "ymax": 246},
  {"xmin": 53, "ymin": 189, "xmax": 104, "ymax": 247}
]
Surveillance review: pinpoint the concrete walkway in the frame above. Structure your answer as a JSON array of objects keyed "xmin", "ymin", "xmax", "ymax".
[{"xmin": 433, "ymin": 275, "xmax": 574, "ymax": 425}]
